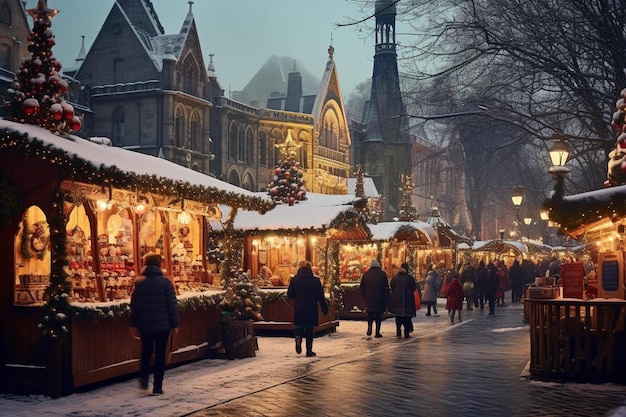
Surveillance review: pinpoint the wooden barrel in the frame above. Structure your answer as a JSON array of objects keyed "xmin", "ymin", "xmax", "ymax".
[{"xmin": 220, "ymin": 320, "xmax": 258, "ymax": 359}]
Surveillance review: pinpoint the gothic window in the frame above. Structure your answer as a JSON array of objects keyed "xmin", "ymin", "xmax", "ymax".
[
  {"xmin": 259, "ymin": 132, "xmax": 267, "ymax": 166},
  {"xmin": 112, "ymin": 107, "xmax": 125, "ymax": 146},
  {"xmin": 238, "ymin": 127, "xmax": 245, "ymax": 162},
  {"xmin": 228, "ymin": 122, "xmax": 238, "ymax": 161},
  {"xmin": 182, "ymin": 57, "xmax": 197, "ymax": 95},
  {"xmin": 246, "ymin": 128, "xmax": 254, "ymax": 163},
  {"xmin": 321, "ymin": 110, "xmax": 339, "ymax": 150},
  {"xmin": 0, "ymin": 43, "xmax": 10, "ymax": 70},
  {"xmin": 190, "ymin": 113, "xmax": 200, "ymax": 151},
  {"xmin": 175, "ymin": 107, "xmax": 186, "ymax": 148},
  {"xmin": 0, "ymin": 4, "xmax": 11, "ymax": 26},
  {"xmin": 113, "ymin": 58, "xmax": 124, "ymax": 84}
]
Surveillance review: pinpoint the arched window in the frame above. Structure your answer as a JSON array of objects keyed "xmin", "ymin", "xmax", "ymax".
[
  {"xmin": 113, "ymin": 58, "xmax": 124, "ymax": 84},
  {"xmin": 228, "ymin": 122, "xmax": 238, "ymax": 161},
  {"xmin": 182, "ymin": 56, "xmax": 197, "ymax": 95},
  {"xmin": 112, "ymin": 107, "xmax": 125, "ymax": 146},
  {"xmin": 321, "ymin": 110, "xmax": 339, "ymax": 150},
  {"xmin": 0, "ymin": 4, "xmax": 11, "ymax": 26},
  {"xmin": 190, "ymin": 112, "xmax": 200, "ymax": 151},
  {"xmin": 228, "ymin": 170, "xmax": 240, "ymax": 186},
  {"xmin": 238, "ymin": 127, "xmax": 245, "ymax": 162},
  {"xmin": 175, "ymin": 107, "xmax": 186, "ymax": 148},
  {"xmin": 259, "ymin": 132, "xmax": 267, "ymax": 166},
  {"xmin": 246, "ymin": 128, "xmax": 254, "ymax": 163},
  {"xmin": 0, "ymin": 43, "xmax": 11, "ymax": 70}
]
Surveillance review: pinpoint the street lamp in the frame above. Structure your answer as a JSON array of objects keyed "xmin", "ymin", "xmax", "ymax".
[
  {"xmin": 523, "ymin": 216, "xmax": 532, "ymax": 241},
  {"xmin": 511, "ymin": 186, "xmax": 524, "ymax": 239},
  {"xmin": 548, "ymin": 135, "xmax": 570, "ymax": 200}
]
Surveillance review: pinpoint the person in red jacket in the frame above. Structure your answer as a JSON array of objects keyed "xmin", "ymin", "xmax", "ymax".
[{"xmin": 445, "ymin": 275, "xmax": 464, "ymax": 324}]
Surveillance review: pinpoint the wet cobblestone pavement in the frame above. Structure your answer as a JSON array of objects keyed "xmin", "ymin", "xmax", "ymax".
[{"xmin": 188, "ymin": 301, "xmax": 626, "ymax": 417}]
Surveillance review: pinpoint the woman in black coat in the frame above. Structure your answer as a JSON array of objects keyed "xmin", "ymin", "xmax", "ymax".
[
  {"xmin": 389, "ymin": 263, "xmax": 417, "ymax": 339},
  {"xmin": 359, "ymin": 259, "xmax": 390, "ymax": 338},
  {"xmin": 287, "ymin": 260, "xmax": 328, "ymax": 357}
]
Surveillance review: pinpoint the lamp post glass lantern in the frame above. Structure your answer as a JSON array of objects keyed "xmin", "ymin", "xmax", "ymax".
[
  {"xmin": 511, "ymin": 186, "xmax": 524, "ymax": 239},
  {"xmin": 524, "ymin": 216, "xmax": 532, "ymax": 240}
]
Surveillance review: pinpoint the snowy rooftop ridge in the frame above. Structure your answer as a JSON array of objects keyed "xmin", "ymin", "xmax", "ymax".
[{"xmin": 0, "ymin": 119, "xmax": 274, "ymax": 212}]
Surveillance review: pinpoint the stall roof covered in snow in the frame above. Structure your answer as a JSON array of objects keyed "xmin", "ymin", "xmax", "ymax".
[
  {"xmin": 369, "ymin": 221, "xmax": 436, "ymax": 245},
  {"xmin": 234, "ymin": 192, "xmax": 359, "ymax": 231},
  {"xmin": 346, "ymin": 177, "xmax": 380, "ymax": 197},
  {"xmin": 0, "ymin": 120, "xmax": 274, "ymax": 213}
]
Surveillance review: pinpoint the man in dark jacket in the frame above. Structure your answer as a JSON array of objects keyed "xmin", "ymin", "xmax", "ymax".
[
  {"xmin": 129, "ymin": 253, "xmax": 180, "ymax": 395},
  {"xmin": 389, "ymin": 263, "xmax": 417, "ymax": 339},
  {"xmin": 359, "ymin": 259, "xmax": 390, "ymax": 338},
  {"xmin": 509, "ymin": 259, "xmax": 526, "ymax": 303},
  {"xmin": 287, "ymin": 260, "xmax": 328, "ymax": 357}
]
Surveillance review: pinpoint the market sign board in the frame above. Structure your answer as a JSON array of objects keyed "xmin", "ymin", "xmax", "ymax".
[
  {"xmin": 598, "ymin": 251, "xmax": 623, "ymax": 299},
  {"xmin": 560, "ymin": 262, "xmax": 585, "ymax": 299}
]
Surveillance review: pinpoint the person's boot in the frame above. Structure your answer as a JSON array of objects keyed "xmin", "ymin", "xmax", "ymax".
[
  {"xmin": 404, "ymin": 327, "xmax": 411, "ymax": 338},
  {"xmin": 375, "ymin": 321, "xmax": 383, "ymax": 338},
  {"xmin": 366, "ymin": 322, "xmax": 372, "ymax": 336},
  {"xmin": 295, "ymin": 335, "xmax": 302, "ymax": 354},
  {"xmin": 396, "ymin": 324, "xmax": 402, "ymax": 339},
  {"xmin": 305, "ymin": 336, "xmax": 315, "ymax": 357}
]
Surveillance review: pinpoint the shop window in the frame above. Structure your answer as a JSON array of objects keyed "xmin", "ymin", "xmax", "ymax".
[
  {"xmin": 112, "ymin": 106, "xmax": 125, "ymax": 146},
  {"xmin": 95, "ymin": 203, "xmax": 135, "ymax": 301},
  {"xmin": 14, "ymin": 206, "xmax": 51, "ymax": 305},
  {"xmin": 0, "ymin": 4, "xmax": 11, "ymax": 26},
  {"xmin": 168, "ymin": 211, "xmax": 204, "ymax": 292},
  {"xmin": 0, "ymin": 43, "xmax": 11, "ymax": 70}
]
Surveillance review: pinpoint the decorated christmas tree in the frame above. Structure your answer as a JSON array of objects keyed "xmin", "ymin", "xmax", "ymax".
[
  {"xmin": 267, "ymin": 130, "xmax": 307, "ymax": 205},
  {"xmin": 398, "ymin": 174, "xmax": 419, "ymax": 221},
  {"xmin": 4, "ymin": 0, "xmax": 82, "ymax": 135},
  {"xmin": 218, "ymin": 213, "xmax": 263, "ymax": 321}
]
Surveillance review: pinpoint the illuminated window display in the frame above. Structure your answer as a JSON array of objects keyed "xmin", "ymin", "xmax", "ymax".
[{"xmin": 14, "ymin": 206, "xmax": 51, "ymax": 305}]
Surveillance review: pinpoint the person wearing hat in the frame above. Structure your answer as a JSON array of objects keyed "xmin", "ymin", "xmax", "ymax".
[
  {"xmin": 389, "ymin": 263, "xmax": 417, "ymax": 338},
  {"xmin": 359, "ymin": 258, "xmax": 390, "ymax": 338}
]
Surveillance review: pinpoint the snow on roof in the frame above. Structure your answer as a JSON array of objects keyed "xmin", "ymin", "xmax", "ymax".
[
  {"xmin": 369, "ymin": 221, "xmax": 436, "ymax": 244},
  {"xmin": 0, "ymin": 120, "xmax": 273, "ymax": 212},
  {"xmin": 234, "ymin": 192, "xmax": 358, "ymax": 231}
]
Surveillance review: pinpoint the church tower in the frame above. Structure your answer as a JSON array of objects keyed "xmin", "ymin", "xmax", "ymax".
[{"xmin": 354, "ymin": 0, "xmax": 411, "ymax": 220}]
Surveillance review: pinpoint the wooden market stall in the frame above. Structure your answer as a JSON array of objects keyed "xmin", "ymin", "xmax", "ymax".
[
  {"xmin": 533, "ymin": 142, "xmax": 626, "ymax": 382},
  {"xmin": 0, "ymin": 121, "xmax": 274, "ymax": 397},
  {"xmin": 338, "ymin": 221, "xmax": 436, "ymax": 319},
  {"xmin": 232, "ymin": 193, "xmax": 367, "ymax": 334}
]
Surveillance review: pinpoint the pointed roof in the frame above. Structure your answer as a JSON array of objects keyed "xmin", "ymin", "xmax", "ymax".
[
  {"xmin": 234, "ymin": 55, "xmax": 320, "ymax": 107},
  {"xmin": 310, "ymin": 46, "xmax": 350, "ymax": 135}
]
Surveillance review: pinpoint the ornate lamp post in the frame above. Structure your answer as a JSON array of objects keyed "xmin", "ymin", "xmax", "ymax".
[
  {"xmin": 523, "ymin": 216, "xmax": 532, "ymax": 241},
  {"xmin": 548, "ymin": 135, "xmax": 570, "ymax": 200},
  {"xmin": 511, "ymin": 186, "xmax": 525, "ymax": 239}
]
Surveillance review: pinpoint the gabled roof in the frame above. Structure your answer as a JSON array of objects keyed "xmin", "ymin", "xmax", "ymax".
[
  {"xmin": 346, "ymin": 177, "xmax": 380, "ymax": 198},
  {"xmin": 0, "ymin": 120, "xmax": 274, "ymax": 213},
  {"xmin": 234, "ymin": 192, "xmax": 358, "ymax": 231},
  {"xmin": 369, "ymin": 221, "xmax": 436, "ymax": 246}
]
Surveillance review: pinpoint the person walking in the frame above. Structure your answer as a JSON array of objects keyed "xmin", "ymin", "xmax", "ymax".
[
  {"xmin": 359, "ymin": 259, "xmax": 390, "ymax": 338},
  {"xmin": 422, "ymin": 265, "xmax": 441, "ymax": 316},
  {"xmin": 460, "ymin": 263, "xmax": 476, "ymax": 311},
  {"xmin": 129, "ymin": 253, "xmax": 180, "ymax": 395},
  {"xmin": 509, "ymin": 259, "xmax": 526, "ymax": 303},
  {"xmin": 389, "ymin": 263, "xmax": 417, "ymax": 339},
  {"xmin": 445, "ymin": 274, "xmax": 464, "ymax": 324},
  {"xmin": 485, "ymin": 261, "xmax": 499, "ymax": 315},
  {"xmin": 287, "ymin": 260, "xmax": 329, "ymax": 357},
  {"xmin": 474, "ymin": 261, "xmax": 488, "ymax": 311}
]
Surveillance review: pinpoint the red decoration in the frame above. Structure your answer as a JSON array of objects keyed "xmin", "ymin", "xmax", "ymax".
[
  {"xmin": 22, "ymin": 98, "xmax": 40, "ymax": 115},
  {"xmin": 70, "ymin": 116, "xmax": 81, "ymax": 132}
]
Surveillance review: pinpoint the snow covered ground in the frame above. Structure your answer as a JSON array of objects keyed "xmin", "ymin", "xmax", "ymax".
[{"xmin": 0, "ymin": 309, "xmax": 458, "ymax": 417}]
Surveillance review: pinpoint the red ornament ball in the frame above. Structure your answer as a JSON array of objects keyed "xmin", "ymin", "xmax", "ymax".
[
  {"xmin": 22, "ymin": 98, "xmax": 40, "ymax": 116},
  {"xmin": 70, "ymin": 116, "xmax": 82, "ymax": 132}
]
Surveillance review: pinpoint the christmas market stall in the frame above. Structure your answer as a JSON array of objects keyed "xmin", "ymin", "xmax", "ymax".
[
  {"xmin": 425, "ymin": 204, "xmax": 474, "ymax": 271},
  {"xmin": 232, "ymin": 192, "xmax": 367, "ymax": 334},
  {"xmin": 526, "ymin": 93, "xmax": 626, "ymax": 383},
  {"xmin": 0, "ymin": 120, "xmax": 274, "ymax": 396},
  {"xmin": 337, "ymin": 221, "xmax": 435, "ymax": 319}
]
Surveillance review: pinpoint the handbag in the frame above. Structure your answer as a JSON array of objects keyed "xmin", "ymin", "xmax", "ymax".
[{"xmin": 414, "ymin": 289, "xmax": 421, "ymax": 310}]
